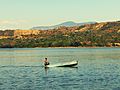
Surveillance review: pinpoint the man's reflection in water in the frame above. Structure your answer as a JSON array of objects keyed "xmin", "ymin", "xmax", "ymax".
[
  {"xmin": 43, "ymin": 67, "xmax": 50, "ymax": 90},
  {"xmin": 44, "ymin": 67, "xmax": 49, "ymax": 75}
]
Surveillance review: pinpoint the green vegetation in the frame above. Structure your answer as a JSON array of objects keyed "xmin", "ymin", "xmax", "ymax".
[
  {"xmin": 0, "ymin": 21, "xmax": 120, "ymax": 48},
  {"xmin": 0, "ymin": 30, "xmax": 120, "ymax": 48}
]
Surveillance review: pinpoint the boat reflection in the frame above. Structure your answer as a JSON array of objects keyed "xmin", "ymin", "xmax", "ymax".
[{"xmin": 44, "ymin": 66, "xmax": 78, "ymax": 75}]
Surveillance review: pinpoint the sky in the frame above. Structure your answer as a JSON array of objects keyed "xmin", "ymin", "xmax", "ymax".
[{"xmin": 0, "ymin": 0, "xmax": 120, "ymax": 30}]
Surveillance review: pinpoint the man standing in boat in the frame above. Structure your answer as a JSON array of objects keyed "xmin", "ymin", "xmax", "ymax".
[{"xmin": 44, "ymin": 58, "xmax": 50, "ymax": 66}]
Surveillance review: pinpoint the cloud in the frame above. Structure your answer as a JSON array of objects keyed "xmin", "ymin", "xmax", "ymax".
[
  {"xmin": 0, "ymin": 20, "xmax": 28, "ymax": 25},
  {"xmin": 0, "ymin": 20, "xmax": 29, "ymax": 30}
]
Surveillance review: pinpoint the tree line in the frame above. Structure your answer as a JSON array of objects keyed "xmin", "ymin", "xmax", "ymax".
[{"xmin": 0, "ymin": 29, "xmax": 120, "ymax": 48}]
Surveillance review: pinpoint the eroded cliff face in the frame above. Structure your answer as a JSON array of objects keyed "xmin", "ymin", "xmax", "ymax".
[
  {"xmin": 78, "ymin": 22, "xmax": 108, "ymax": 31},
  {"xmin": 0, "ymin": 30, "xmax": 40, "ymax": 38},
  {"xmin": 13, "ymin": 30, "xmax": 40, "ymax": 37}
]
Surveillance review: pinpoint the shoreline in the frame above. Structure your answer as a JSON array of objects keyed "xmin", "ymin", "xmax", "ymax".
[
  {"xmin": 35, "ymin": 46, "xmax": 120, "ymax": 48},
  {"xmin": 0, "ymin": 46, "xmax": 120, "ymax": 49}
]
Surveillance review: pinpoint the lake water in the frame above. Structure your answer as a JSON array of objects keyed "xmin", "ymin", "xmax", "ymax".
[{"xmin": 0, "ymin": 48, "xmax": 120, "ymax": 90}]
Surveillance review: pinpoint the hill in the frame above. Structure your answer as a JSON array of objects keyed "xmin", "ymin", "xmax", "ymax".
[
  {"xmin": 0, "ymin": 21, "xmax": 120, "ymax": 48},
  {"xmin": 31, "ymin": 21, "xmax": 96, "ymax": 30}
]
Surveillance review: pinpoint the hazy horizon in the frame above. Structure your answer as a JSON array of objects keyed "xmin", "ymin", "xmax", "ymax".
[{"xmin": 0, "ymin": 0, "xmax": 120, "ymax": 30}]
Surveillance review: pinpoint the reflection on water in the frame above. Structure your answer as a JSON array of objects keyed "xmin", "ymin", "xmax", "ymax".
[
  {"xmin": 44, "ymin": 67, "xmax": 49, "ymax": 75},
  {"xmin": 0, "ymin": 48, "xmax": 120, "ymax": 90}
]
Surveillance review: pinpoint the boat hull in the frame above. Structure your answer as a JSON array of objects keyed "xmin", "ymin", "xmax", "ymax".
[{"xmin": 45, "ymin": 61, "xmax": 78, "ymax": 67}]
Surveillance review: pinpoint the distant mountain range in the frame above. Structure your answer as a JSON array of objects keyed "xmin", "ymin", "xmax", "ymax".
[{"xmin": 31, "ymin": 21, "xmax": 96, "ymax": 30}]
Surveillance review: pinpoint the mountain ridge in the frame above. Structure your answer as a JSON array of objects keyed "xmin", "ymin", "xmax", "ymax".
[{"xmin": 31, "ymin": 21, "xmax": 96, "ymax": 30}]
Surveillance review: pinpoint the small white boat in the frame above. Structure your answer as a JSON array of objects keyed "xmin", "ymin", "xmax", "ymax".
[{"xmin": 45, "ymin": 61, "xmax": 78, "ymax": 67}]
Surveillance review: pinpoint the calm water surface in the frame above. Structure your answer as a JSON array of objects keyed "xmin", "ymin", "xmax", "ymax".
[{"xmin": 0, "ymin": 48, "xmax": 120, "ymax": 90}]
